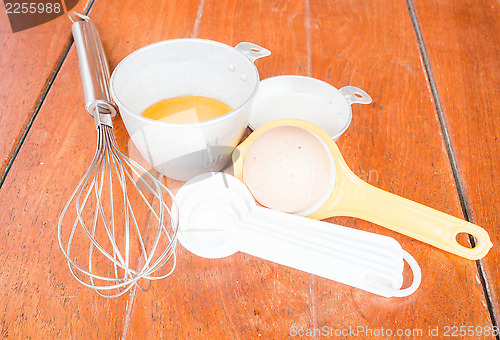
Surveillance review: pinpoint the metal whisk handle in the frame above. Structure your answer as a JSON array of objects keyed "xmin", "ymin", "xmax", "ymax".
[{"xmin": 71, "ymin": 13, "xmax": 117, "ymax": 127}]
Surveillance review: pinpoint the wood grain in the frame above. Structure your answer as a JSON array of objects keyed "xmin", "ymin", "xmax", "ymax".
[
  {"xmin": 126, "ymin": 0, "xmax": 313, "ymax": 338},
  {"xmin": 0, "ymin": 0, "xmax": 497, "ymax": 338},
  {"xmin": 308, "ymin": 0, "xmax": 492, "ymax": 336},
  {"xmin": 0, "ymin": 0, "xmax": 90, "ymax": 179},
  {"xmin": 127, "ymin": 0, "xmax": 490, "ymax": 338},
  {"xmin": 411, "ymin": 0, "xmax": 500, "ymax": 313},
  {"xmin": 0, "ymin": 0, "xmax": 200, "ymax": 337},
  {"xmin": 0, "ymin": 48, "xmax": 132, "ymax": 339}
]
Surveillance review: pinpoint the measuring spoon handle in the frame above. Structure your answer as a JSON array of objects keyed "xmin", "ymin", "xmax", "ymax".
[
  {"xmin": 232, "ymin": 206, "xmax": 420, "ymax": 298},
  {"xmin": 331, "ymin": 180, "xmax": 492, "ymax": 260}
]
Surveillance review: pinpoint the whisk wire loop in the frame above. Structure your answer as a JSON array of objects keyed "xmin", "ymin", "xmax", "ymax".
[
  {"xmin": 58, "ymin": 123, "xmax": 178, "ymax": 298},
  {"xmin": 61, "ymin": 15, "xmax": 178, "ymax": 297}
]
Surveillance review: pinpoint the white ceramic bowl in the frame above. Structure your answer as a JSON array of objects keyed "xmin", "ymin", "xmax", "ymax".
[{"xmin": 249, "ymin": 75, "xmax": 372, "ymax": 141}]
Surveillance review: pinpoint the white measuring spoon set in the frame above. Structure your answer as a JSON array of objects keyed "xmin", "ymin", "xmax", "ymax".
[{"xmin": 176, "ymin": 172, "xmax": 421, "ymax": 297}]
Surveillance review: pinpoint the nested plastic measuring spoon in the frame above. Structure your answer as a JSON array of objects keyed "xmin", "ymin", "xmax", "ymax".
[
  {"xmin": 232, "ymin": 119, "xmax": 492, "ymax": 260},
  {"xmin": 176, "ymin": 172, "xmax": 421, "ymax": 297}
]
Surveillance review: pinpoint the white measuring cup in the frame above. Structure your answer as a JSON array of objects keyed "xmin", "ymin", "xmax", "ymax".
[
  {"xmin": 110, "ymin": 39, "xmax": 270, "ymax": 181},
  {"xmin": 176, "ymin": 172, "xmax": 421, "ymax": 298}
]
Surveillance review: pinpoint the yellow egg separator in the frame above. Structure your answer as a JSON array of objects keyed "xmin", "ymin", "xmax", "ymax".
[{"xmin": 232, "ymin": 119, "xmax": 492, "ymax": 260}]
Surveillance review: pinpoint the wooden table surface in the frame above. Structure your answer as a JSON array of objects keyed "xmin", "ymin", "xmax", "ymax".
[{"xmin": 0, "ymin": 0, "xmax": 499, "ymax": 338}]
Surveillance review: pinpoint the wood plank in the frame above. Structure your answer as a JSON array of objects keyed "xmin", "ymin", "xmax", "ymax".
[
  {"xmin": 0, "ymin": 46, "xmax": 131, "ymax": 340},
  {"xmin": 128, "ymin": 0, "xmax": 493, "ymax": 338},
  {"xmin": 0, "ymin": 0, "xmax": 201, "ymax": 338},
  {"xmin": 411, "ymin": 0, "xmax": 500, "ymax": 313},
  {"xmin": 308, "ymin": 0, "xmax": 493, "ymax": 335},
  {"xmin": 0, "ymin": 0, "xmax": 89, "ymax": 178},
  {"xmin": 126, "ymin": 0, "xmax": 313, "ymax": 338},
  {"xmin": 0, "ymin": 0, "xmax": 495, "ymax": 338},
  {"xmin": 194, "ymin": 0, "xmax": 309, "ymax": 78}
]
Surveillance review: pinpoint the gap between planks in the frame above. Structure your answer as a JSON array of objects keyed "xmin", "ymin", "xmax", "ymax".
[
  {"xmin": 12, "ymin": 0, "xmax": 489, "ymax": 337},
  {"xmin": 304, "ymin": 0, "xmax": 318, "ymax": 338},
  {"xmin": 119, "ymin": 0, "xmax": 207, "ymax": 338},
  {"xmin": 0, "ymin": 0, "xmax": 97, "ymax": 189},
  {"xmin": 405, "ymin": 0, "xmax": 499, "ymax": 333}
]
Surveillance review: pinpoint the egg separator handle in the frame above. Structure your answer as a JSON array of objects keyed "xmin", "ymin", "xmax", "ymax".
[
  {"xmin": 324, "ymin": 174, "xmax": 492, "ymax": 260},
  {"xmin": 232, "ymin": 205, "xmax": 421, "ymax": 297}
]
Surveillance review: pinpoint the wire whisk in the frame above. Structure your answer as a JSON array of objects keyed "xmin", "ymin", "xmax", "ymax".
[{"xmin": 58, "ymin": 14, "xmax": 178, "ymax": 298}]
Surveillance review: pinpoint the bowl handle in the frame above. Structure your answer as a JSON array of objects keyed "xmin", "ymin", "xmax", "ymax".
[
  {"xmin": 340, "ymin": 86, "xmax": 372, "ymax": 105},
  {"xmin": 235, "ymin": 42, "xmax": 271, "ymax": 63}
]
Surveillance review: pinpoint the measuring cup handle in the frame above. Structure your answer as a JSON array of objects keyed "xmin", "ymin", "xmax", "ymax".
[
  {"xmin": 234, "ymin": 42, "xmax": 271, "ymax": 63},
  {"xmin": 330, "ymin": 179, "xmax": 493, "ymax": 260},
  {"xmin": 392, "ymin": 250, "xmax": 421, "ymax": 297},
  {"xmin": 232, "ymin": 206, "xmax": 420, "ymax": 297},
  {"xmin": 339, "ymin": 86, "xmax": 372, "ymax": 105}
]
